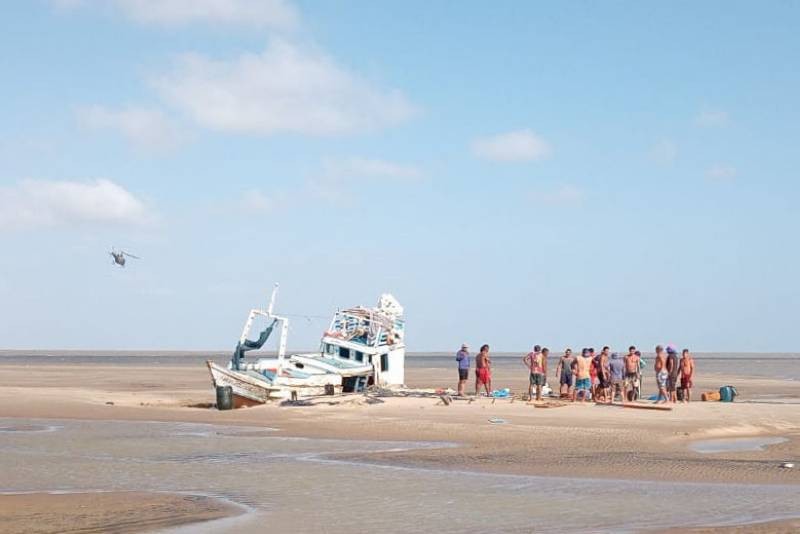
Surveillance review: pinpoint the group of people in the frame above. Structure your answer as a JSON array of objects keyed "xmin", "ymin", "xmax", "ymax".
[{"xmin": 455, "ymin": 343, "xmax": 695, "ymax": 403}]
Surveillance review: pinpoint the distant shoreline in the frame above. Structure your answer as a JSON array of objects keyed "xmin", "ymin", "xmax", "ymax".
[{"xmin": 1, "ymin": 349, "xmax": 798, "ymax": 358}]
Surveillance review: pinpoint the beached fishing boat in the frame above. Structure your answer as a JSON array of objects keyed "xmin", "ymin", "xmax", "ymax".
[{"xmin": 207, "ymin": 285, "xmax": 405, "ymax": 406}]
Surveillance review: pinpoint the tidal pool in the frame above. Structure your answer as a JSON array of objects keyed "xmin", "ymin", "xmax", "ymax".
[{"xmin": 690, "ymin": 436, "xmax": 789, "ymax": 454}]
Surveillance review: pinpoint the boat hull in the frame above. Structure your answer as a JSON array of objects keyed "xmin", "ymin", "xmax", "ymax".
[
  {"xmin": 207, "ymin": 361, "xmax": 282, "ymax": 404},
  {"xmin": 207, "ymin": 360, "xmax": 344, "ymax": 405}
]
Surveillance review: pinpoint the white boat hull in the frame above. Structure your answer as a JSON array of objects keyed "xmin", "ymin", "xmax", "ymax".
[{"xmin": 207, "ymin": 361, "xmax": 283, "ymax": 405}]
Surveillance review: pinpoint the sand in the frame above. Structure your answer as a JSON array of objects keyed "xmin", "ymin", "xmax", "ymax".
[
  {"xmin": 0, "ymin": 492, "xmax": 242, "ymax": 534},
  {"xmin": 1, "ymin": 360, "xmax": 799, "ymax": 532}
]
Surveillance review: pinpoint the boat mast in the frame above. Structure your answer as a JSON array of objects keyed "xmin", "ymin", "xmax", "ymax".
[{"xmin": 266, "ymin": 283, "xmax": 289, "ymax": 362}]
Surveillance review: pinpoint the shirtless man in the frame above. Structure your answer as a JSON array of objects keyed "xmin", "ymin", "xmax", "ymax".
[
  {"xmin": 654, "ymin": 345, "xmax": 668, "ymax": 404},
  {"xmin": 523, "ymin": 345, "xmax": 544, "ymax": 400},
  {"xmin": 623, "ymin": 346, "xmax": 640, "ymax": 402},
  {"xmin": 680, "ymin": 349, "xmax": 695, "ymax": 403},
  {"xmin": 573, "ymin": 348, "xmax": 593, "ymax": 403},
  {"xmin": 595, "ymin": 346, "xmax": 611, "ymax": 402},
  {"xmin": 555, "ymin": 348, "xmax": 575, "ymax": 398},
  {"xmin": 588, "ymin": 348, "xmax": 598, "ymax": 400},
  {"xmin": 475, "ymin": 344, "xmax": 492, "ymax": 396},
  {"xmin": 666, "ymin": 346, "xmax": 680, "ymax": 403}
]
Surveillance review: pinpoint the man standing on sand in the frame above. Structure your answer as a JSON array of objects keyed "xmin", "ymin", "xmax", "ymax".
[
  {"xmin": 654, "ymin": 345, "xmax": 668, "ymax": 404},
  {"xmin": 666, "ymin": 346, "xmax": 680, "ymax": 403},
  {"xmin": 623, "ymin": 347, "xmax": 640, "ymax": 402},
  {"xmin": 523, "ymin": 345, "xmax": 547, "ymax": 401},
  {"xmin": 595, "ymin": 346, "xmax": 611, "ymax": 402},
  {"xmin": 455, "ymin": 343, "xmax": 470, "ymax": 396},
  {"xmin": 475, "ymin": 344, "xmax": 492, "ymax": 396},
  {"xmin": 573, "ymin": 348, "xmax": 593, "ymax": 402},
  {"xmin": 588, "ymin": 348, "xmax": 598, "ymax": 400},
  {"xmin": 555, "ymin": 348, "xmax": 575, "ymax": 398},
  {"xmin": 680, "ymin": 349, "xmax": 695, "ymax": 403},
  {"xmin": 608, "ymin": 352, "xmax": 625, "ymax": 403}
]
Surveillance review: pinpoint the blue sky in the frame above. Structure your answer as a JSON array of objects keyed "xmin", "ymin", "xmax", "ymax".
[{"xmin": 1, "ymin": 1, "xmax": 798, "ymax": 352}]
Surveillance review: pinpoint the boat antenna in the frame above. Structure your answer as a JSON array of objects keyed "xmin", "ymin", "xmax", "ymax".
[{"xmin": 267, "ymin": 283, "xmax": 279, "ymax": 317}]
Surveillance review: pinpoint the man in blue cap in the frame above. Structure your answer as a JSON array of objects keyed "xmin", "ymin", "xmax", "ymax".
[
  {"xmin": 455, "ymin": 343, "xmax": 470, "ymax": 396},
  {"xmin": 608, "ymin": 352, "xmax": 626, "ymax": 403}
]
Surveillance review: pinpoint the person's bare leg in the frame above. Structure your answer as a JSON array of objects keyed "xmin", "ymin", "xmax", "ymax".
[{"xmin": 536, "ymin": 384, "xmax": 542, "ymax": 401}]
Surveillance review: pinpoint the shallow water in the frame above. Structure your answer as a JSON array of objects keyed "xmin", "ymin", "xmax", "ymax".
[
  {"xmin": 2, "ymin": 350, "xmax": 797, "ymax": 382},
  {"xmin": 1, "ymin": 418, "xmax": 798, "ymax": 533},
  {"xmin": 690, "ymin": 437, "xmax": 789, "ymax": 454}
]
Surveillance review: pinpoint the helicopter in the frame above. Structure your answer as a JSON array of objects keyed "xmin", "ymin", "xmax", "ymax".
[{"xmin": 109, "ymin": 249, "xmax": 140, "ymax": 267}]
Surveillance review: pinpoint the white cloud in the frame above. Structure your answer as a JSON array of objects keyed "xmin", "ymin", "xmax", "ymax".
[
  {"xmin": 77, "ymin": 105, "xmax": 183, "ymax": 150},
  {"xmin": 152, "ymin": 39, "xmax": 416, "ymax": 136},
  {"xmin": 706, "ymin": 164, "xmax": 737, "ymax": 181},
  {"xmin": 0, "ymin": 179, "xmax": 153, "ymax": 231},
  {"xmin": 648, "ymin": 139, "xmax": 677, "ymax": 165},
  {"xmin": 532, "ymin": 184, "xmax": 586, "ymax": 207},
  {"xmin": 471, "ymin": 129, "xmax": 551, "ymax": 162},
  {"xmin": 695, "ymin": 110, "xmax": 729, "ymax": 127},
  {"xmin": 54, "ymin": 0, "xmax": 299, "ymax": 31}
]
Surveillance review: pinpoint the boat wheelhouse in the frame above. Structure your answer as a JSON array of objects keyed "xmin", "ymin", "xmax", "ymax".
[{"xmin": 295, "ymin": 293, "xmax": 406, "ymax": 390}]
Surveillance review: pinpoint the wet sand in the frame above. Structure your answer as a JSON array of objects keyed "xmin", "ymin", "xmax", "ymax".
[
  {"xmin": 0, "ymin": 362, "xmax": 798, "ymax": 485},
  {"xmin": 0, "ymin": 358, "xmax": 799, "ymax": 532},
  {"xmin": 0, "ymin": 492, "xmax": 242, "ymax": 534}
]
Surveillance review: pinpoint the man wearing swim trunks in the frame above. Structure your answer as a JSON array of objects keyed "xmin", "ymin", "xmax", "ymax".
[
  {"xmin": 623, "ymin": 346, "xmax": 640, "ymax": 402},
  {"xmin": 555, "ymin": 348, "xmax": 574, "ymax": 398},
  {"xmin": 679, "ymin": 349, "xmax": 695, "ymax": 403},
  {"xmin": 588, "ymin": 348, "xmax": 598, "ymax": 399},
  {"xmin": 666, "ymin": 346, "xmax": 679, "ymax": 403},
  {"xmin": 537, "ymin": 347, "xmax": 549, "ymax": 400},
  {"xmin": 523, "ymin": 345, "xmax": 547, "ymax": 401},
  {"xmin": 654, "ymin": 345, "xmax": 668, "ymax": 404},
  {"xmin": 570, "ymin": 350, "xmax": 581, "ymax": 395},
  {"xmin": 573, "ymin": 348, "xmax": 593, "ymax": 403},
  {"xmin": 475, "ymin": 344, "xmax": 492, "ymax": 396},
  {"xmin": 456, "ymin": 343, "xmax": 470, "ymax": 396},
  {"xmin": 595, "ymin": 346, "xmax": 610, "ymax": 402}
]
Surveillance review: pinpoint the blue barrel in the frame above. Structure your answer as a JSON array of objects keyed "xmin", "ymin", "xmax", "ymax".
[{"xmin": 719, "ymin": 386, "xmax": 737, "ymax": 402}]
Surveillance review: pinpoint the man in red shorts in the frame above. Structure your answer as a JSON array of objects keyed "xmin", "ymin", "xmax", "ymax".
[{"xmin": 475, "ymin": 344, "xmax": 492, "ymax": 396}]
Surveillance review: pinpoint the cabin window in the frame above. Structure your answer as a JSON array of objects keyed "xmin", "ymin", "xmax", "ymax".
[
  {"xmin": 325, "ymin": 343, "xmax": 335, "ymax": 355},
  {"xmin": 355, "ymin": 351, "xmax": 364, "ymax": 362},
  {"xmin": 339, "ymin": 347, "xmax": 350, "ymax": 359},
  {"xmin": 380, "ymin": 354, "xmax": 389, "ymax": 372}
]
